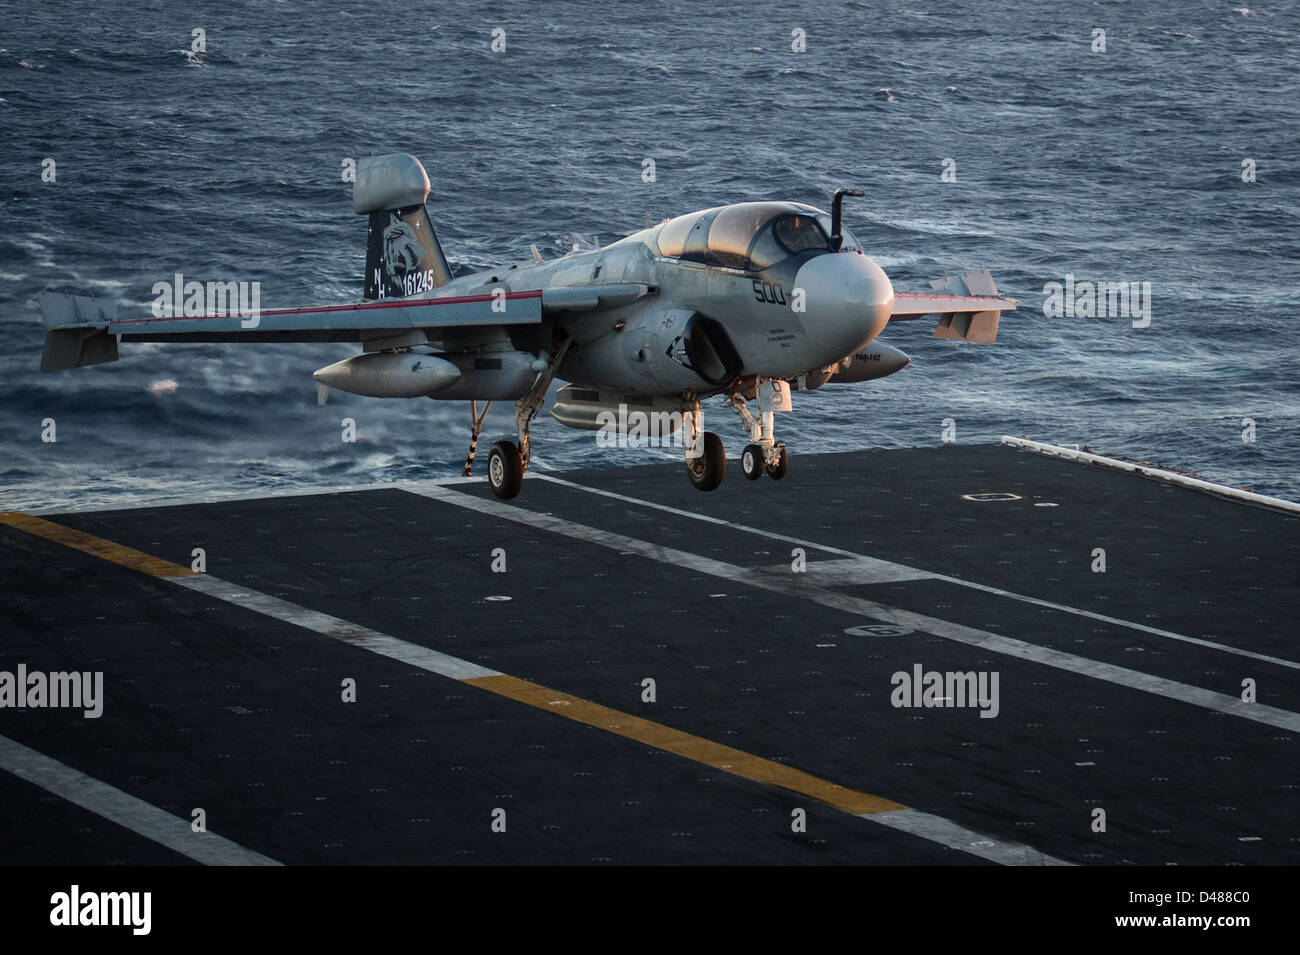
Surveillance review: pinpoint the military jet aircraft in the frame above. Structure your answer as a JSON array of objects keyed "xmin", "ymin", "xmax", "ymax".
[{"xmin": 38, "ymin": 152, "xmax": 1016, "ymax": 499}]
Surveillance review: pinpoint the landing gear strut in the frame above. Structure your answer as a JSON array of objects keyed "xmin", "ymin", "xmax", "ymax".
[
  {"xmin": 463, "ymin": 400, "xmax": 493, "ymax": 477},
  {"xmin": 464, "ymin": 339, "xmax": 572, "ymax": 501},
  {"xmin": 465, "ymin": 401, "xmax": 525, "ymax": 499},
  {"xmin": 726, "ymin": 384, "xmax": 789, "ymax": 481}
]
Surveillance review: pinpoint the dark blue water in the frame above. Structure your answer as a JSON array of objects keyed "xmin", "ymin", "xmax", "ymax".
[{"xmin": 2, "ymin": 0, "xmax": 1297, "ymax": 510}]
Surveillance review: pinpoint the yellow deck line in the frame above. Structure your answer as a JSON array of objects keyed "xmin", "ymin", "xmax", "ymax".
[
  {"xmin": 4, "ymin": 511, "xmax": 907, "ymax": 818},
  {"xmin": 465, "ymin": 674, "xmax": 907, "ymax": 815},
  {"xmin": 0, "ymin": 511, "xmax": 194, "ymax": 578}
]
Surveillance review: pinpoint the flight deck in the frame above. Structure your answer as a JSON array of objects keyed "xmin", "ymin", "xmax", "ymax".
[{"xmin": 2, "ymin": 442, "xmax": 1297, "ymax": 866}]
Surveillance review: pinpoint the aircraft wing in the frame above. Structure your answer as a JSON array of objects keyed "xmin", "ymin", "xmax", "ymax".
[
  {"xmin": 37, "ymin": 288, "xmax": 546, "ymax": 372},
  {"xmin": 888, "ymin": 269, "xmax": 1017, "ymax": 344},
  {"xmin": 39, "ymin": 281, "xmax": 653, "ymax": 372}
]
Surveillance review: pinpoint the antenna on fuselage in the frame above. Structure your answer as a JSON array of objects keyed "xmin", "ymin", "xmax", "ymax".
[{"xmin": 830, "ymin": 188, "xmax": 866, "ymax": 251}]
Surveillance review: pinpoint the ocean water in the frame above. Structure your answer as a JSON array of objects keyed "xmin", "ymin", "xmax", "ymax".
[{"xmin": 1, "ymin": 0, "xmax": 1297, "ymax": 511}]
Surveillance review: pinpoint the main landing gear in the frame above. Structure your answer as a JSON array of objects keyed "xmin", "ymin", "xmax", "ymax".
[
  {"xmin": 681, "ymin": 381, "xmax": 792, "ymax": 493},
  {"xmin": 463, "ymin": 340, "xmax": 571, "ymax": 501},
  {"xmin": 486, "ymin": 439, "xmax": 523, "ymax": 500},
  {"xmin": 463, "ymin": 399, "xmax": 526, "ymax": 499},
  {"xmin": 684, "ymin": 405, "xmax": 726, "ymax": 491}
]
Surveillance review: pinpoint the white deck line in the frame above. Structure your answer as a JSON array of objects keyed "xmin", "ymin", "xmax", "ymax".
[
  {"xmin": 1001, "ymin": 436, "xmax": 1300, "ymax": 516},
  {"xmin": 413, "ymin": 485, "xmax": 1300, "ymax": 735},
  {"xmin": 170, "ymin": 574, "xmax": 1049, "ymax": 864},
  {"xmin": 0, "ymin": 734, "xmax": 282, "ymax": 866},
  {"xmin": 532, "ymin": 474, "xmax": 1300, "ymax": 672}
]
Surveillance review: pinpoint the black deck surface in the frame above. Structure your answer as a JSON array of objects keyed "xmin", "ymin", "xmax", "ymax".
[{"xmin": 2, "ymin": 444, "xmax": 1297, "ymax": 865}]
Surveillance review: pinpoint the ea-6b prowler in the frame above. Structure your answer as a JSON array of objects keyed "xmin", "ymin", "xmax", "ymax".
[{"xmin": 39, "ymin": 152, "xmax": 1016, "ymax": 499}]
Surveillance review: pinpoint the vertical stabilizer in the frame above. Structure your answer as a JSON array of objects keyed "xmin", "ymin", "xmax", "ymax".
[{"xmin": 354, "ymin": 153, "xmax": 453, "ymax": 300}]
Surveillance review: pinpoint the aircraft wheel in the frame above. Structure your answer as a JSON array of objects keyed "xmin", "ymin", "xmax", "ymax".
[
  {"xmin": 765, "ymin": 446, "xmax": 789, "ymax": 480},
  {"xmin": 487, "ymin": 441, "xmax": 524, "ymax": 500},
  {"xmin": 741, "ymin": 444, "xmax": 765, "ymax": 481},
  {"xmin": 686, "ymin": 432, "xmax": 726, "ymax": 491}
]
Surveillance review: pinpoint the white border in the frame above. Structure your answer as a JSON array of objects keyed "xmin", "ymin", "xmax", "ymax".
[{"xmin": 1001, "ymin": 436, "xmax": 1300, "ymax": 516}]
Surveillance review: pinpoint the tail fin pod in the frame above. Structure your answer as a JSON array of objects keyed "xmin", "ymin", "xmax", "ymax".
[{"xmin": 354, "ymin": 153, "xmax": 453, "ymax": 300}]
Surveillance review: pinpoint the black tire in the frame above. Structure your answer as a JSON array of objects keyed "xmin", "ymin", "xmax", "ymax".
[
  {"xmin": 765, "ymin": 445, "xmax": 789, "ymax": 480},
  {"xmin": 686, "ymin": 432, "xmax": 726, "ymax": 491},
  {"xmin": 741, "ymin": 443, "xmax": 765, "ymax": 480},
  {"xmin": 487, "ymin": 441, "xmax": 524, "ymax": 499}
]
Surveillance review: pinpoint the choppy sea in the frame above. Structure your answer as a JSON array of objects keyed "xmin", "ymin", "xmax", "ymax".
[{"xmin": 2, "ymin": 0, "xmax": 1297, "ymax": 510}]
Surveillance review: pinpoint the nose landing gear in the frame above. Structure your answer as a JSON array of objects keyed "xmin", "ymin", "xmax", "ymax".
[
  {"xmin": 742, "ymin": 441, "xmax": 788, "ymax": 480},
  {"xmin": 727, "ymin": 381, "xmax": 791, "ymax": 485},
  {"xmin": 680, "ymin": 381, "xmax": 793, "ymax": 493}
]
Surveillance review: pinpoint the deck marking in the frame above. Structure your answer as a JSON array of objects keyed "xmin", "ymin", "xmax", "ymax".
[
  {"xmin": 174, "ymin": 575, "xmax": 501, "ymax": 681},
  {"xmin": 755, "ymin": 557, "xmax": 934, "ymax": 586},
  {"xmin": 0, "ymin": 511, "xmax": 193, "ymax": 577},
  {"xmin": 4, "ymin": 514, "xmax": 1064, "ymax": 865},
  {"xmin": 0, "ymin": 733, "xmax": 281, "ymax": 866},
  {"xmin": 869, "ymin": 809, "xmax": 1069, "ymax": 866},
  {"xmin": 1002, "ymin": 436, "xmax": 1300, "ymax": 515},
  {"xmin": 530, "ymin": 474, "xmax": 1300, "ymax": 672},
  {"xmin": 465, "ymin": 674, "xmax": 906, "ymax": 815},
  {"xmin": 414, "ymin": 486, "xmax": 1300, "ymax": 735}
]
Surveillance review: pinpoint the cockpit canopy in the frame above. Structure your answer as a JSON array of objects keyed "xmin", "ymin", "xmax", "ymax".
[{"xmin": 615, "ymin": 201, "xmax": 861, "ymax": 272}]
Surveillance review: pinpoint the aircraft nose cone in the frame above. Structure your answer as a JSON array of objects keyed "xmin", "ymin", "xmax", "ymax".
[{"xmin": 794, "ymin": 252, "xmax": 895, "ymax": 358}]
